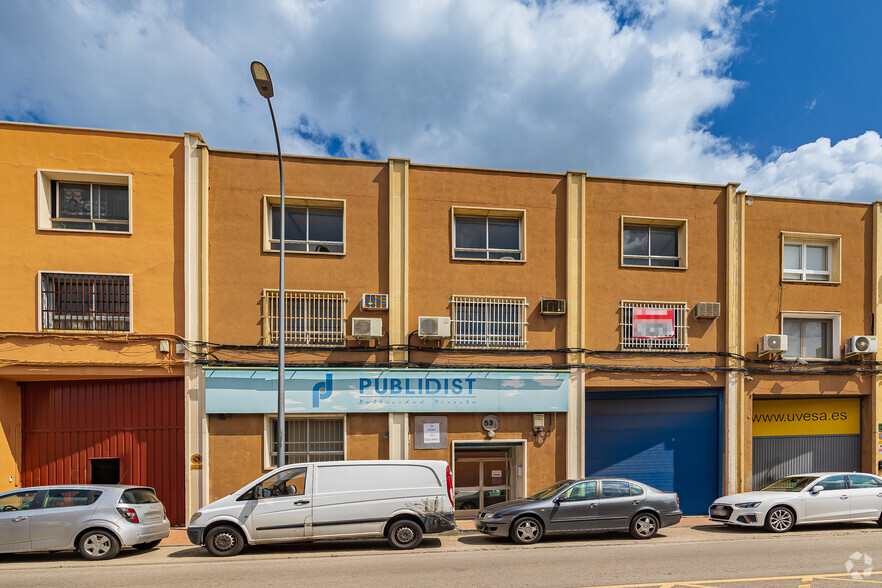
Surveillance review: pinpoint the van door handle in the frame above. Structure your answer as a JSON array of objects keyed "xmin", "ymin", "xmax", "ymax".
[
  {"xmin": 13, "ymin": 516, "xmax": 27, "ymax": 522},
  {"xmin": 877, "ymin": 493, "xmax": 882, "ymax": 497},
  {"xmin": 840, "ymin": 495, "xmax": 849, "ymax": 500},
  {"xmin": 293, "ymin": 500, "xmax": 310, "ymax": 505}
]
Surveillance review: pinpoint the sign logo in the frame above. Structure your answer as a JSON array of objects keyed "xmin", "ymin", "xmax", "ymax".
[{"xmin": 312, "ymin": 374, "xmax": 333, "ymax": 407}]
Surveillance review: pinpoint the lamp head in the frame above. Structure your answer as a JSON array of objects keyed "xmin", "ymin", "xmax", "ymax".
[{"xmin": 251, "ymin": 61, "xmax": 274, "ymax": 99}]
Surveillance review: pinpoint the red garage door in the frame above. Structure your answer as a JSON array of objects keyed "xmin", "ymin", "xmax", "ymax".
[{"xmin": 22, "ymin": 378, "xmax": 184, "ymax": 525}]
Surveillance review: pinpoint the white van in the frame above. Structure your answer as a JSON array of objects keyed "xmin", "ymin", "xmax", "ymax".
[{"xmin": 187, "ymin": 460, "xmax": 456, "ymax": 556}]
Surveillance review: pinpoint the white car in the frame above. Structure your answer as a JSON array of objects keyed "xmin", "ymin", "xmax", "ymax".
[{"xmin": 709, "ymin": 472, "xmax": 882, "ymax": 533}]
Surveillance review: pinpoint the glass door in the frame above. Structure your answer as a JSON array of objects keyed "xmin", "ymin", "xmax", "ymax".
[{"xmin": 453, "ymin": 448, "xmax": 512, "ymax": 516}]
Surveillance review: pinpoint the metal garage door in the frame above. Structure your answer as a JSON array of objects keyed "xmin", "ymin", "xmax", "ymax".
[
  {"xmin": 22, "ymin": 378, "xmax": 185, "ymax": 525},
  {"xmin": 586, "ymin": 390, "xmax": 721, "ymax": 515}
]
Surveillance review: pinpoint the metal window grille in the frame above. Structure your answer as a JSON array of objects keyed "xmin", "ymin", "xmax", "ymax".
[
  {"xmin": 262, "ymin": 290, "xmax": 346, "ymax": 346},
  {"xmin": 271, "ymin": 418, "xmax": 344, "ymax": 464},
  {"xmin": 619, "ymin": 300, "xmax": 689, "ymax": 351},
  {"xmin": 451, "ymin": 295, "xmax": 528, "ymax": 348},
  {"xmin": 40, "ymin": 273, "xmax": 131, "ymax": 332}
]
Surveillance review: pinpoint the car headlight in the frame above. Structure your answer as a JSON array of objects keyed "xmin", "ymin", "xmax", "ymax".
[
  {"xmin": 189, "ymin": 511, "xmax": 203, "ymax": 525},
  {"xmin": 481, "ymin": 511, "xmax": 499, "ymax": 520},
  {"xmin": 735, "ymin": 502, "xmax": 762, "ymax": 509}
]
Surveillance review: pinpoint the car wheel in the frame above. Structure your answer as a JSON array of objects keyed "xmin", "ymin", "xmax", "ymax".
[
  {"xmin": 764, "ymin": 506, "xmax": 795, "ymax": 533},
  {"xmin": 78, "ymin": 530, "xmax": 121, "ymax": 560},
  {"xmin": 132, "ymin": 540, "xmax": 162, "ymax": 551},
  {"xmin": 205, "ymin": 525, "xmax": 245, "ymax": 557},
  {"xmin": 510, "ymin": 516, "xmax": 543, "ymax": 545},
  {"xmin": 630, "ymin": 512, "xmax": 660, "ymax": 539},
  {"xmin": 387, "ymin": 519, "xmax": 423, "ymax": 549}
]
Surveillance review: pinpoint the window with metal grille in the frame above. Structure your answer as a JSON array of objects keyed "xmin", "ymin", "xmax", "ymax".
[
  {"xmin": 40, "ymin": 273, "xmax": 131, "ymax": 332},
  {"xmin": 51, "ymin": 181, "xmax": 130, "ymax": 232},
  {"xmin": 451, "ymin": 295, "xmax": 528, "ymax": 348},
  {"xmin": 262, "ymin": 290, "xmax": 346, "ymax": 346},
  {"xmin": 270, "ymin": 418, "xmax": 344, "ymax": 464},
  {"xmin": 619, "ymin": 301, "xmax": 688, "ymax": 350}
]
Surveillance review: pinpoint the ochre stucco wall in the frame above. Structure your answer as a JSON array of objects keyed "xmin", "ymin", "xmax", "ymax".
[
  {"xmin": 0, "ymin": 380, "xmax": 21, "ymax": 491},
  {"xmin": 207, "ymin": 414, "xmax": 266, "ymax": 501}
]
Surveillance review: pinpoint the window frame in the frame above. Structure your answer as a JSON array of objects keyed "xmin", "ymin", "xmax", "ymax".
[
  {"xmin": 780, "ymin": 311, "xmax": 841, "ymax": 361},
  {"xmin": 261, "ymin": 289, "xmax": 347, "ymax": 347},
  {"xmin": 261, "ymin": 195, "xmax": 346, "ymax": 255},
  {"xmin": 37, "ymin": 169, "xmax": 132, "ymax": 234},
  {"xmin": 619, "ymin": 300, "xmax": 690, "ymax": 351},
  {"xmin": 450, "ymin": 294, "xmax": 529, "ymax": 349},
  {"xmin": 263, "ymin": 415, "xmax": 347, "ymax": 470},
  {"xmin": 450, "ymin": 206, "xmax": 526, "ymax": 263},
  {"xmin": 38, "ymin": 271, "xmax": 133, "ymax": 333},
  {"xmin": 620, "ymin": 216, "xmax": 688, "ymax": 270},
  {"xmin": 781, "ymin": 232, "xmax": 841, "ymax": 284}
]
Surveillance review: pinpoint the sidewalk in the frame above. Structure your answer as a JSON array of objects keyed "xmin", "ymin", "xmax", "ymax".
[{"xmin": 160, "ymin": 516, "xmax": 709, "ymax": 546}]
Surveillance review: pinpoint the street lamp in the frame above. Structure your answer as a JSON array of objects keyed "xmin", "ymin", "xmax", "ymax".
[{"xmin": 251, "ymin": 61, "xmax": 287, "ymax": 469}]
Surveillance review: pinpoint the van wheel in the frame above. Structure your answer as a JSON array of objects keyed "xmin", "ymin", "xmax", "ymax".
[
  {"xmin": 387, "ymin": 519, "xmax": 423, "ymax": 549},
  {"xmin": 510, "ymin": 516, "xmax": 543, "ymax": 544},
  {"xmin": 205, "ymin": 525, "xmax": 245, "ymax": 556},
  {"xmin": 78, "ymin": 530, "xmax": 121, "ymax": 560}
]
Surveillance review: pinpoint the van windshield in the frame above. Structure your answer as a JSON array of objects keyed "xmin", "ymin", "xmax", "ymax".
[{"xmin": 528, "ymin": 481, "xmax": 572, "ymax": 500}]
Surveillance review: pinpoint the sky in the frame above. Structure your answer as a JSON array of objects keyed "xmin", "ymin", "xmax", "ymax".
[{"xmin": 1, "ymin": 0, "xmax": 881, "ymax": 202}]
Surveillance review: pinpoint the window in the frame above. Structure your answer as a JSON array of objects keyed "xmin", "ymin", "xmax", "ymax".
[
  {"xmin": 269, "ymin": 418, "xmax": 344, "ymax": 465},
  {"xmin": 560, "ymin": 481, "xmax": 597, "ymax": 501},
  {"xmin": 257, "ymin": 467, "xmax": 308, "ymax": 498},
  {"xmin": 600, "ymin": 481, "xmax": 631, "ymax": 499},
  {"xmin": 621, "ymin": 217, "xmax": 687, "ymax": 268},
  {"xmin": 848, "ymin": 474, "xmax": 882, "ymax": 489},
  {"xmin": 451, "ymin": 295, "xmax": 528, "ymax": 348},
  {"xmin": 44, "ymin": 489, "xmax": 102, "ymax": 508},
  {"xmin": 781, "ymin": 233, "xmax": 840, "ymax": 283},
  {"xmin": 37, "ymin": 170, "xmax": 132, "ymax": 233},
  {"xmin": 630, "ymin": 483, "xmax": 644, "ymax": 496},
  {"xmin": 262, "ymin": 290, "xmax": 346, "ymax": 346},
  {"xmin": 619, "ymin": 301, "xmax": 689, "ymax": 351},
  {"xmin": 264, "ymin": 196, "xmax": 344, "ymax": 253},
  {"xmin": 40, "ymin": 273, "xmax": 131, "ymax": 332},
  {"xmin": 782, "ymin": 313, "xmax": 840, "ymax": 360},
  {"xmin": 0, "ymin": 490, "xmax": 39, "ymax": 511},
  {"xmin": 816, "ymin": 475, "xmax": 846, "ymax": 491},
  {"xmin": 452, "ymin": 208, "xmax": 524, "ymax": 261}
]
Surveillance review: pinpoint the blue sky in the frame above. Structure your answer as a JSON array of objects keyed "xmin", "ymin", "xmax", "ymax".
[{"xmin": 1, "ymin": 0, "xmax": 880, "ymax": 202}]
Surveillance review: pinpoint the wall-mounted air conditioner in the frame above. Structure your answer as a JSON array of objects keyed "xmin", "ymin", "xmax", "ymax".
[
  {"xmin": 693, "ymin": 302, "xmax": 721, "ymax": 319},
  {"xmin": 360, "ymin": 293, "xmax": 389, "ymax": 311},
  {"xmin": 352, "ymin": 317, "xmax": 383, "ymax": 339},
  {"xmin": 758, "ymin": 334, "xmax": 787, "ymax": 358},
  {"xmin": 845, "ymin": 335, "xmax": 877, "ymax": 358},
  {"xmin": 539, "ymin": 299, "xmax": 566, "ymax": 316},
  {"xmin": 418, "ymin": 316, "xmax": 451, "ymax": 339}
]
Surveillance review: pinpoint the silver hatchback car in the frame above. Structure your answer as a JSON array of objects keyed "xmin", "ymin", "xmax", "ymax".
[{"xmin": 0, "ymin": 485, "xmax": 170, "ymax": 560}]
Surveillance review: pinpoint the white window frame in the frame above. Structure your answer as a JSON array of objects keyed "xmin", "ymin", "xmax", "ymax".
[
  {"xmin": 451, "ymin": 207, "xmax": 526, "ymax": 262},
  {"xmin": 37, "ymin": 169, "xmax": 132, "ymax": 234},
  {"xmin": 620, "ymin": 216, "xmax": 688, "ymax": 269},
  {"xmin": 261, "ymin": 195, "xmax": 346, "ymax": 255},
  {"xmin": 261, "ymin": 289, "xmax": 347, "ymax": 347},
  {"xmin": 781, "ymin": 232, "xmax": 841, "ymax": 284},
  {"xmin": 780, "ymin": 311, "xmax": 841, "ymax": 361},
  {"xmin": 38, "ymin": 271, "xmax": 133, "ymax": 333},
  {"xmin": 263, "ymin": 415, "xmax": 346, "ymax": 470},
  {"xmin": 619, "ymin": 300, "xmax": 689, "ymax": 351},
  {"xmin": 450, "ymin": 295, "xmax": 529, "ymax": 348}
]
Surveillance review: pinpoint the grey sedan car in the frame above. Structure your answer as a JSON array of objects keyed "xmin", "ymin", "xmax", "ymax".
[
  {"xmin": 0, "ymin": 485, "xmax": 170, "ymax": 559},
  {"xmin": 475, "ymin": 478, "xmax": 682, "ymax": 544}
]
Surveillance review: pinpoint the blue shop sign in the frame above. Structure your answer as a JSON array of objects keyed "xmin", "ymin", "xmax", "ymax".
[{"xmin": 204, "ymin": 368, "xmax": 569, "ymax": 414}]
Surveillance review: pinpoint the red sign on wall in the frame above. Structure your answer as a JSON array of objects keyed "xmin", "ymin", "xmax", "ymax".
[{"xmin": 632, "ymin": 307, "xmax": 675, "ymax": 339}]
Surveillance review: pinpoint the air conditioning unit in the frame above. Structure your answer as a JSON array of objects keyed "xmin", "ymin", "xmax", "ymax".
[
  {"xmin": 693, "ymin": 302, "xmax": 721, "ymax": 319},
  {"xmin": 418, "ymin": 316, "xmax": 451, "ymax": 339},
  {"xmin": 539, "ymin": 299, "xmax": 566, "ymax": 316},
  {"xmin": 351, "ymin": 317, "xmax": 383, "ymax": 339},
  {"xmin": 360, "ymin": 293, "xmax": 389, "ymax": 311},
  {"xmin": 846, "ymin": 335, "xmax": 877, "ymax": 358},
  {"xmin": 758, "ymin": 334, "xmax": 787, "ymax": 358}
]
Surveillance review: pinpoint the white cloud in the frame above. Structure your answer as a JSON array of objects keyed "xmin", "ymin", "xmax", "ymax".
[{"xmin": 0, "ymin": 0, "xmax": 878, "ymax": 202}]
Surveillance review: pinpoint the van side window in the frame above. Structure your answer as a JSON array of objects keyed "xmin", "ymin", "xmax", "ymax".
[{"xmin": 259, "ymin": 467, "xmax": 308, "ymax": 498}]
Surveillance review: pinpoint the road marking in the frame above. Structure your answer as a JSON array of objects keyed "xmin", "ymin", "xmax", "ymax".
[{"xmin": 589, "ymin": 570, "xmax": 882, "ymax": 588}]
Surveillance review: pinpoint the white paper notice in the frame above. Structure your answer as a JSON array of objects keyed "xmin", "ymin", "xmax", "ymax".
[{"xmin": 423, "ymin": 422, "xmax": 441, "ymax": 444}]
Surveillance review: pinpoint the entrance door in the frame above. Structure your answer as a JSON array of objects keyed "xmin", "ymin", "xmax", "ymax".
[{"xmin": 453, "ymin": 449, "xmax": 512, "ymax": 516}]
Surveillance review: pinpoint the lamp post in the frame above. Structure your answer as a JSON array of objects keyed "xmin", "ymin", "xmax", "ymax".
[{"xmin": 251, "ymin": 61, "xmax": 286, "ymax": 469}]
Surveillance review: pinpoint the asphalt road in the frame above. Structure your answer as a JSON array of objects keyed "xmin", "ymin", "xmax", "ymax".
[{"xmin": 3, "ymin": 522, "xmax": 882, "ymax": 587}]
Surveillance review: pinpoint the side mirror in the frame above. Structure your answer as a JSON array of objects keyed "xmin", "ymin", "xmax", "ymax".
[
  {"xmin": 252, "ymin": 485, "xmax": 262, "ymax": 500},
  {"xmin": 810, "ymin": 485, "xmax": 824, "ymax": 495}
]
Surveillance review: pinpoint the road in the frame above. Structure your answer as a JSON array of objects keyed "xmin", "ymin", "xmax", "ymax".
[{"xmin": 3, "ymin": 522, "xmax": 882, "ymax": 587}]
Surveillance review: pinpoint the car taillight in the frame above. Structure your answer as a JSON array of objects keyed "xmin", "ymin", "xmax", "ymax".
[
  {"xmin": 676, "ymin": 495, "xmax": 680, "ymax": 505},
  {"xmin": 446, "ymin": 465, "xmax": 454, "ymax": 508},
  {"xmin": 117, "ymin": 507, "xmax": 140, "ymax": 523}
]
